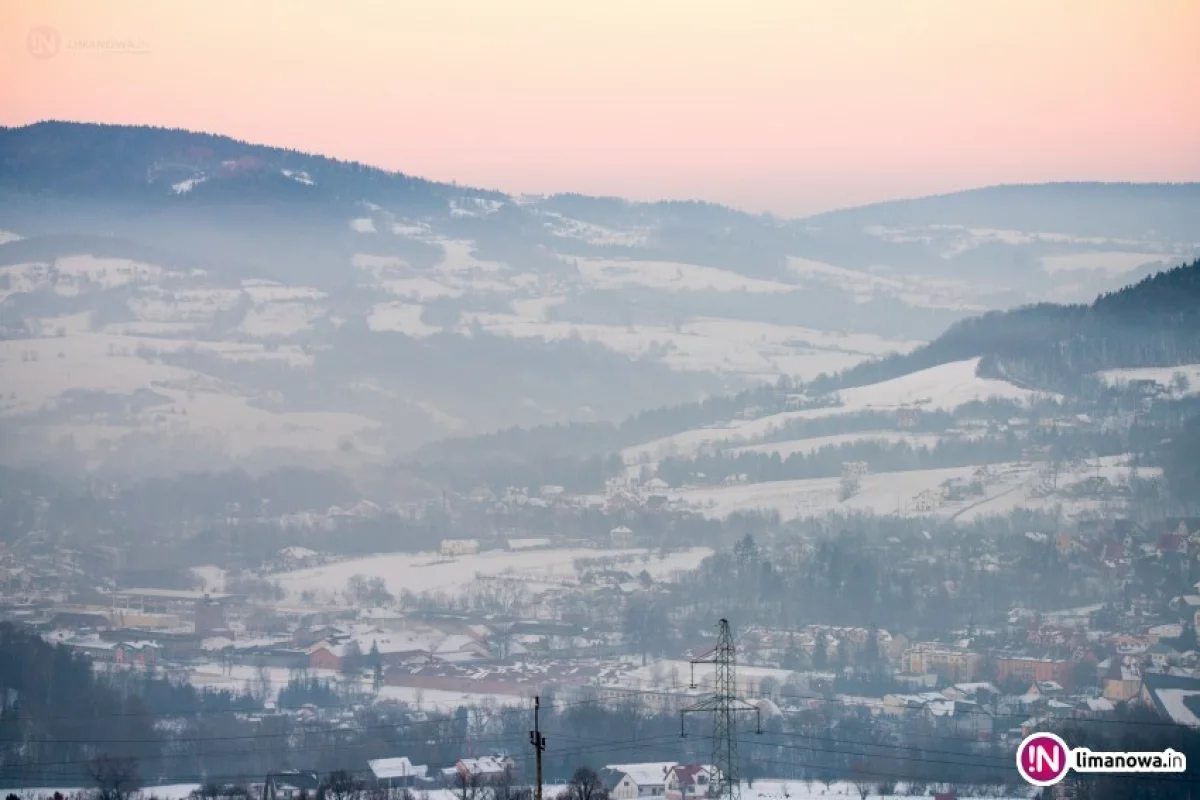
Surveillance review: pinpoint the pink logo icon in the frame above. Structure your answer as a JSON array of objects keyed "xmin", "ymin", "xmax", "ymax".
[
  {"xmin": 1017, "ymin": 732, "xmax": 1070, "ymax": 787},
  {"xmin": 27, "ymin": 26, "xmax": 61, "ymax": 59}
]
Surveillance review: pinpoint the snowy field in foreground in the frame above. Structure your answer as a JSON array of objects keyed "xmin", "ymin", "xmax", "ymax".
[
  {"xmin": 3, "ymin": 780, "xmax": 1031, "ymax": 800},
  {"xmin": 271, "ymin": 547, "xmax": 713, "ymax": 604}
]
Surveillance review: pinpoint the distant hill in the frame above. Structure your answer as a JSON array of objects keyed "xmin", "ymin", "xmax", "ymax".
[
  {"xmin": 0, "ymin": 120, "xmax": 486, "ymax": 208},
  {"xmin": 2, "ymin": 120, "xmax": 1197, "ymax": 475},
  {"xmin": 806, "ymin": 182, "xmax": 1200, "ymax": 242},
  {"xmin": 818, "ymin": 257, "xmax": 1200, "ymax": 393}
]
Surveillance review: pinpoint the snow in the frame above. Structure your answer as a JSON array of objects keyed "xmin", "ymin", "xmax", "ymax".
[
  {"xmin": 1097, "ymin": 364, "xmax": 1200, "ymax": 397},
  {"xmin": 605, "ymin": 762, "xmax": 676, "ymax": 786},
  {"xmin": 239, "ymin": 302, "xmax": 325, "ymax": 337},
  {"xmin": 539, "ymin": 211, "xmax": 652, "ymax": 247},
  {"xmin": 383, "ymin": 277, "xmax": 465, "ymax": 300},
  {"xmin": 1154, "ymin": 688, "xmax": 1200, "ymax": 727},
  {"xmin": 623, "ymin": 359, "xmax": 1049, "ymax": 463},
  {"xmin": 0, "ymin": 230, "xmax": 22, "ymax": 244},
  {"xmin": 576, "ymin": 258, "xmax": 797, "ymax": 294},
  {"xmin": 1042, "ymin": 251, "xmax": 1173, "ymax": 275},
  {"xmin": 367, "ymin": 302, "xmax": 440, "ymax": 337},
  {"xmin": 786, "ymin": 257, "xmax": 988, "ymax": 312},
  {"xmin": 281, "ymin": 168, "xmax": 314, "ymax": 185},
  {"xmin": 350, "ymin": 217, "xmax": 377, "ymax": 233},
  {"xmin": 171, "ymin": 177, "xmax": 206, "ymax": 194},
  {"xmin": 666, "ymin": 455, "xmax": 1155, "ymax": 523},
  {"xmin": 435, "ymin": 239, "xmax": 508, "ymax": 275},
  {"xmin": 271, "ymin": 546, "xmax": 712, "ymax": 604},
  {"xmin": 666, "ymin": 464, "xmax": 986, "ymax": 521},
  {"xmin": 2, "ymin": 781, "xmax": 1023, "ymax": 800},
  {"xmin": 6, "ymin": 786, "xmax": 202, "ymax": 800},
  {"xmin": 730, "ymin": 432, "xmax": 943, "ymax": 458},
  {"xmin": 240, "ymin": 280, "xmax": 327, "ymax": 303},
  {"xmin": 191, "ymin": 565, "xmax": 227, "ymax": 593},
  {"xmin": 457, "ymin": 310, "xmax": 915, "ymax": 383}
]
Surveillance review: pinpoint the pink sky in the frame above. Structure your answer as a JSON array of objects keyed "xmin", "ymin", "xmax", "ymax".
[{"xmin": 3, "ymin": 0, "xmax": 1199, "ymax": 216}]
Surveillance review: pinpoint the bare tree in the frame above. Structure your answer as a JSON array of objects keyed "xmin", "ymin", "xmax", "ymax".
[
  {"xmin": 455, "ymin": 770, "xmax": 484, "ymax": 800},
  {"xmin": 324, "ymin": 770, "xmax": 365, "ymax": 800},
  {"xmin": 563, "ymin": 768, "xmax": 608, "ymax": 800},
  {"xmin": 489, "ymin": 768, "xmax": 530, "ymax": 800},
  {"xmin": 85, "ymin": 755, "xmax": 141, "ymax": 800},
  {"xmin": 849, "ymin": 761, "xmax": 873, "ymax": 800}
]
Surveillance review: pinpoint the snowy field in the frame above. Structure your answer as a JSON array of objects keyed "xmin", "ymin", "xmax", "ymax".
[
  {"xmin": 575, "ymin": 257, "xmax": 797, "ymax": 294},
  {"xmin": 623, "ymin": 359, "xmax": 1051, "ymax": 464},
  {"xmin": 1041, "ymin": 251, "xmax": 1173, "ymax": 275},
  {"xmin": 271, "ymin": 547, "xmax": 713, "ymax": 604},
  {"xmin": 786, "ymin": 256, "xmax": 990, "ymax": 312},
  {"xmin": 458, "ymin": 310, "xmax": 911, "ymax": 382},
  {"xmin": 729, "ymin": 431, "xmax": 944, "ymax": 459},
  {"xmin": 666, "ymin": 456, "xmax": 1153, "ymax": 523},
  {"xmin": 174, "ymin": 663, "xmax": 523, "ymax": 713}
]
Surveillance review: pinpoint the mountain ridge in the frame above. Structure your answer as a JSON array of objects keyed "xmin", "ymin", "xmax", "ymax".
[{"xmin": 2, "ymin": 120, "xmax": 1198, "ymax": 477}]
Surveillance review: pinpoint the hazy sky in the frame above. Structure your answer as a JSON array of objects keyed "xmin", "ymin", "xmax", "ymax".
[{"xmin": 3, "ymin": 0, "xmax": 1199, "ymax": 216}]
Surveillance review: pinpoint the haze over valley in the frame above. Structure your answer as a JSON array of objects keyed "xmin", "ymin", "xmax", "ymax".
[{"xmin": 5, "ymin": 3, "xmax": 1200, "ymax": 796}]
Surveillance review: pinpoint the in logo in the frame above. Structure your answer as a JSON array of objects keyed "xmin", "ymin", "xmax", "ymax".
[
  {"xmin": 27, "ymin": 26, "xmax": 61, "ymax": 59},
  {"xmin": 1017, "ymin": 732, "xmax": 1070, "ymax": 787}
]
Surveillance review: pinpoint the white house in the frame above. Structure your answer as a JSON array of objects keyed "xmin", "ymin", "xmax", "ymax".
[
  {"xmin": 440, "ymin": 539, "xmax": 480, "ymax": 557},
  {"xmin": 368, "ymin": 757, "xmax": 428, "ymax": 788},
  {"xmin": 610, "ymin": 525, "xmax": 635, "ymax": 548},
  {"xmin": 665, "ymin": 765, "xmax": 715, "ymax": 800},
  {"xmin": 602, "ymin": 763, "xmax": 676, "ymax": 799}
]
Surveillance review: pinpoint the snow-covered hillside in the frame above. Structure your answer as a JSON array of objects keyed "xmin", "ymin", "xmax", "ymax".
[
  {"xmin": 622, "ymin": 359, "xmax": 1052, "ymax": 464},
  {"xmin": 2, "ymin": 123, "xmax": 1196, "ymax": 475}
]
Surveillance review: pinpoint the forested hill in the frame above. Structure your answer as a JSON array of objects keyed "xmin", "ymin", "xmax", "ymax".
[{"xmin": 819, "ymin": 257, "xmax": 1200, "ymax": 393}]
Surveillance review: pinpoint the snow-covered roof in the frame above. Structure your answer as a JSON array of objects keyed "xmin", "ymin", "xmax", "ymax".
[
  {"xmin": 1155, "ymin": 688, "xmax": 1200, "ymax": 727},
  {"xmin": 369, "ymin": 757, "xmax": 427, "ymax": 780},
  {"xmin": 605, "ymin": 763, "xmax": 675, "ymax": 787},
  {"xmin": 458, "ymin": 756, "xmax": 510, "ymax": 776}
]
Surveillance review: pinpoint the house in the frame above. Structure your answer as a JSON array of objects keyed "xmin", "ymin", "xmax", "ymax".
[
  {"xmin": 114, "ymin": 641, "xmax": 159, "ymax": 666},
  {"xmin": 1103, "ymin": 660, "xmax": 1142, "ymax": 702},
  {"xmin": 434, "ymin": 634, "xmax": 490, "ymax": 662},
  {"xmin": 925, "ymin": 699, "xmax": 993, "ymax": 741},
  {"xmin": 358, "ymin": 634, "xmax": 433, "ymax": 667},
  {"xmin": 368, "ymin": 757, "xmax": 428, "ymax": 788},
  {"xmin": 1025, "ymin": 680, "xmax": 1064, "ymax": 698},
  {"xmin": 610, "ymin": 526, "xmax": 636, "ymax": 548},
  {"xmin": 456, "ymin": 756, "xmax": 515, "ymax": 783},
  {"xmin": 995, "ymin": 655, "xmax": 1070, "ymax": 687},
  {"xmin": 307, "ymin": 640, "xmax": 348, "ymax": 671},
  {"xmin": 902, "ymin": 643, "xmax": 981, "ymax": 681},
  {"xmin": 264, "ymin": 771, "xmax": 322, "ymax": 800},
  {"xmin": 1141, "ymin": 672, "xmax": 1200, "ymax": 727},
  {"xmin": 665, "ymin": 764, "xmax": 715, "ymax": 800},
  {"xmin": 941, "ymin": 682, "xmax": 999, "ymax": 705},
  {"xmin": 602, "ymin": 763, "xmax": 676, "ymax": 799},
  {"xmin": 440, "ymin": 539, "xmax": 480, "ymax": 557}
]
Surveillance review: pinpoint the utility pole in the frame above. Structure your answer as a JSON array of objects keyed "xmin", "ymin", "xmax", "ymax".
[
  {"xmin": 681, "ymin": 619, "xmax": 761, "ymax": 800},
  {"xmin": 530, "ymin": 695, "xmax": 547, "ymax": 800}
]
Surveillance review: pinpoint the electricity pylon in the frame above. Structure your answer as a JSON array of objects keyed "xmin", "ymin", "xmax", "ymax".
[{"xmin": 680, "ymin": 618, "xmax": 761, "ymax": 800}]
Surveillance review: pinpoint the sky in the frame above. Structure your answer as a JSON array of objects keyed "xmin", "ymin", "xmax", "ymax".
[{"xmin": 2, "ymin": 0, "xmax": 1199, "ymax": 216}]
